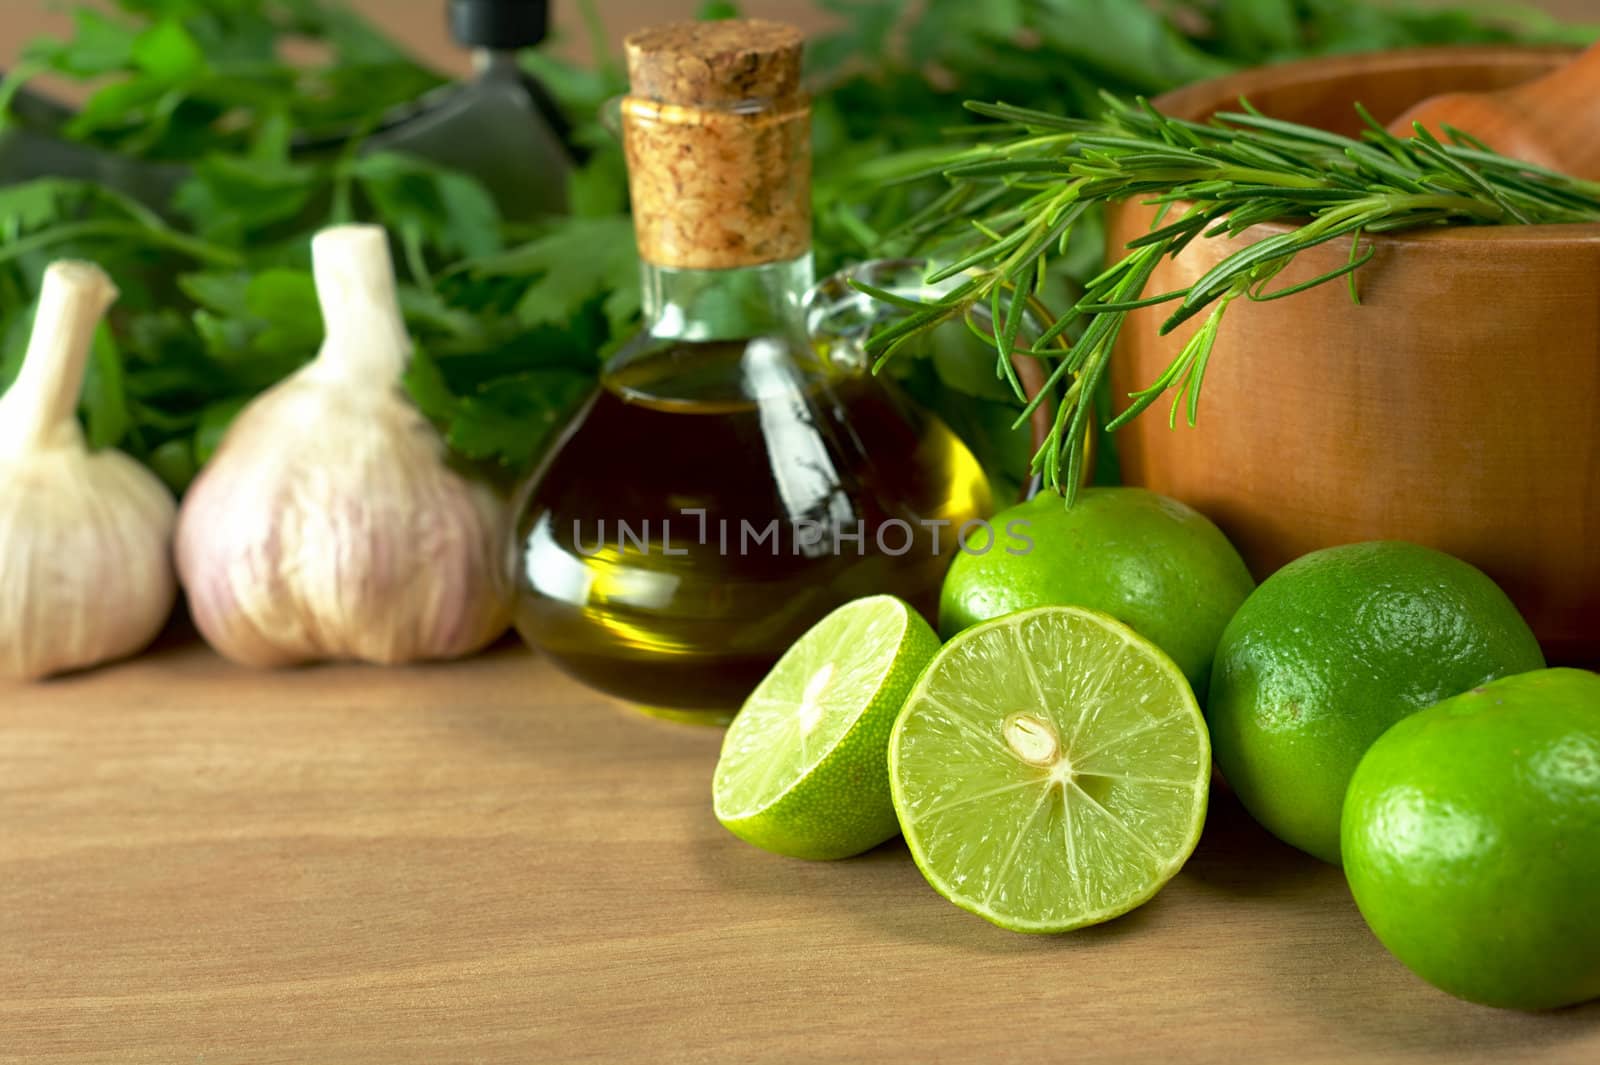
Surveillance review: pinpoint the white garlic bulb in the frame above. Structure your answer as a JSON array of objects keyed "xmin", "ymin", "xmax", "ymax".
[
  {"xmin": 175, "ymin": 225, "xmax": 510, "ymax": 667},
  {"xmin": 0, "ymin": 262, "xmax": 177, "ymax": 680}
]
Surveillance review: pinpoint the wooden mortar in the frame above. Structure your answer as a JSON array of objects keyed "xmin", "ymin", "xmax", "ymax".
[{"xmin": 1105, "ymin": 46, "xmax": 1599, "ymax": 665}]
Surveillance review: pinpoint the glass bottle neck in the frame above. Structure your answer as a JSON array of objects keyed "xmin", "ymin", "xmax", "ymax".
[{"xmin": 639, "ymin": 254, "xmax": 815, "ymax": 343}]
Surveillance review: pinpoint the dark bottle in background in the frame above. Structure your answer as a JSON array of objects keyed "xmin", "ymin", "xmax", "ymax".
[{"xmin": 363, "ymin": 0, "xmax": 573, "ymax": 221}]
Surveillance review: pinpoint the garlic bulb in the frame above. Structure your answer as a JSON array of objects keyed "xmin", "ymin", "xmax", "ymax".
[
  {"xmin": 175, "ymin": 225, "xmax": 510, "ymax": 667},
  {"xmin": 0, "ymin": 262, "xmax": 177, "ymax": 680}
]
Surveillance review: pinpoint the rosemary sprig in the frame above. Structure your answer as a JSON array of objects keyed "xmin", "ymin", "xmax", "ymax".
[{"xmin": 865, "ymin": 93, "xmax": 1600, "ymax": 502}]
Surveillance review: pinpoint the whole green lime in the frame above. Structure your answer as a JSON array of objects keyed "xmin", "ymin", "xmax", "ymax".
[
  {"xmin": 1342, "ymin": 668, "xmax": 1600, "ymax": 1009},
  {"xmin": 1207, "ymin": 541, "xmax": 1545, "ymax": 865},
  {"xmin": 938, "ymin": 487, "xmax": 1254, "ymax": 695}
]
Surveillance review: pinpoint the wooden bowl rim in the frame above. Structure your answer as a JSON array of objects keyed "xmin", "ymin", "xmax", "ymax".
[{"xmin": 1147, "ymin": 44, "xmax": 1600, "ymax": 247}]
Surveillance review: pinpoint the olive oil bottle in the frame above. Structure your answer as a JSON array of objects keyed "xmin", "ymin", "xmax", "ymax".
[{"xmin": 508, "ymin": 20, "xmax": 992, "ymax": 719}]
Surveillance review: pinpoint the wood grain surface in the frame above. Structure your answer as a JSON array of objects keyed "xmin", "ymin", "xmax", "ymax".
[{"xmin": 3, "ymin": 639, "xmax": 1598, "ymax": 1064}]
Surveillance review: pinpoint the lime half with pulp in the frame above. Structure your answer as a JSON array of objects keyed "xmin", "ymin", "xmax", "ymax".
[
  {"xmin": 890, "ymin": 606, "xmax": 1210, "ymax": 932},
  {"xmin": 713, "ymin": 595, "xmax": 940, "ymax": 860}
]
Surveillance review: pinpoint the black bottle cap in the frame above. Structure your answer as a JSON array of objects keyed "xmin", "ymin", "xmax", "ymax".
[{"xmin": 448, "ymin": 0, "xmax": 550, "ymax": 50}]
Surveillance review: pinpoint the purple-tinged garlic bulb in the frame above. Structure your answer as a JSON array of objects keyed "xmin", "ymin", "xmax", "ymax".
[{"xmin": 176, "ymin": 225, "xmax": 509, "ymax": 667}]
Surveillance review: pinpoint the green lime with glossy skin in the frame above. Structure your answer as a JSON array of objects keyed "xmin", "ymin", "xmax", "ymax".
[
  {"xmin": 890, "ymin": 606, "xmax": 1211, "ymax": 933},
  {"xmin": 938, "ymin": 487, "xmax": 1254, "ymax": 695},
  {"xmin": 713, "ymin": 595, "xmax": 939, "ymax": 860},
  {"xmin": 1342, "ymin": 668, "xmax": 1600, "ymax": 1010},
  {"xmin": 1207, "ymin": 541, "xmax": 1545, "ymax": 865}
]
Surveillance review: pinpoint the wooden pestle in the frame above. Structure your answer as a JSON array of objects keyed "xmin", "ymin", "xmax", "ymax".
[{"xmin": 1386, "ymin": 42, "xmax": 1600, "ymax": 178}]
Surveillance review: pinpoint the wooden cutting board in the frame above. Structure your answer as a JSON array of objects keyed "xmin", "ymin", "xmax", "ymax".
[{"xmin": 2, "ymin": 639, "xmax": 1597, "ymax": 1063}]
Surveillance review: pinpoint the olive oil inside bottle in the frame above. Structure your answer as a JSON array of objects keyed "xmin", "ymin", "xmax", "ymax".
[{"xmin": 511, "ymin": 339, "xmax": 991, "ymax": 716}]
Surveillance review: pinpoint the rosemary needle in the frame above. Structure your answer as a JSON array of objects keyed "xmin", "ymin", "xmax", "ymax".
[{"xmin": 864, "ymin": 93, "xmax": 1600, "ymax": 503}]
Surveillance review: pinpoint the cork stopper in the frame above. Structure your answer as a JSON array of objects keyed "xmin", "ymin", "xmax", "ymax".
[
  {"xmin": 621, "ymin": 20, "xmax": 811, "ymax": 270},
  {"xmin": 625, "ymin": 20, "xmax": 803, "ymax": 108}
]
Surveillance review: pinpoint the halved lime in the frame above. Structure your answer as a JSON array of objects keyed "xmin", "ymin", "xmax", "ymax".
[
  {"xmin": 713, "ymin": 595, "xmax": 940, "ymax": 860},
  {"xmin": 890, "ymin": 605, "xmax": 1210, "ymax": 932}
]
